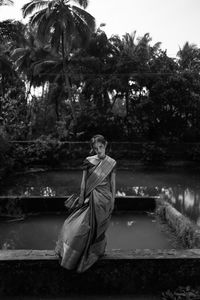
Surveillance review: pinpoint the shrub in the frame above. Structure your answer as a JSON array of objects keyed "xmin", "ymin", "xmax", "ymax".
[
  {"xmin": 10, "ymin": 136, "xmax": 63, "ymax": 167},
  {"xmin": 141, "ymin": 143, "xmax": 168, "ymax": 164},
  {"xmin": 186, "ymin": 144, "xmax": 200, "ymax": 161},
  {"xmin": 0, "ymin": 128, "xmax": 14, "ymax": 170},
  {"xmin": 161, "ymin": 285, "xmax": 200, "ymax": 300}
]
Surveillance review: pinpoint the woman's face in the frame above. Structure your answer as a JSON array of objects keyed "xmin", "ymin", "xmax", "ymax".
[{"xmin": 93, "ymin": 142, "xmax": 106, "ymax": 159}]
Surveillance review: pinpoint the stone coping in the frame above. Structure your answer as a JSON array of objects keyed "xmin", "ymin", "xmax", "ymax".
[
  {"xmin": 1, "ymin": 249, "xmax": 200, "ymax": 261},
  {"xmin": 0, "ymin": 195, "xmax": 159, "ymax": 199},
  {"xmin": 156, "ymin": 197, "xmax": 200, "ymax": 248},
  {"xmin": 0, "ymin": 196, "xmax": 157, "ymax": 215}
]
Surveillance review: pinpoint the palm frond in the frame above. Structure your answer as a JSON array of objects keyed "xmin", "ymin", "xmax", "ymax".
[
  {"xmin": 13, "ymin": 51, "xmax": 32, "ymax": 73},
  {"xmin": 72, "ymin": 0, "xmax": 89, "ymax": 9},
  {"xmin": 51, "ymin": 24, "xmax": 62, "ymax": 53},
  {"xmin": 11, "ymin": 47, "xmax": 28, "ymax": 61},
  {"xmin": 29, "ymin": 8, "xmax": 47, "ymax": 26},
  {"xmin": 37, "ymin": 10, "xmax": 58, "ymax": 42},
  {"xmin": 72, "ymin": 14, "xmax": 91, "ymax": 44},
  {"xmin": 32, "ymin": 56, "xmax": 63, "ymax": 83},
  {"xmin": 62, "ymin": 6, "xmax": 77, "ymax": 37},
  {"xmin": 71, "ymin": 5, "xmax": 95, "ymax": 32},
  {"xmin": 22, "ymin": 0, "xmax": 49, "ymax": 18},
  {"xmin": 152, "ymin": 42, "xmax": 162, "ymax": 53},
  {"xmin": 33, "ymin": 59, "xmax": 57, "ymax": 76}
]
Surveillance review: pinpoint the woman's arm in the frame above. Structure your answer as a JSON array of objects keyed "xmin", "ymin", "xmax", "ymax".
[
  {"xmin": 110, "ymin": 170, "xmax": 116, "ymax": 211},
  {"xmin": 79, "ymin": 170, "xmax": 87, "ymax": 204}
]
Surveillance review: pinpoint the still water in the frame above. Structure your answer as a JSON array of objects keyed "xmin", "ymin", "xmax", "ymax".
[
  {"xmin": 0, "ymin": 212, "xmax": 179, "ymax": 250},
  {"xmin": 1, "ymin": 169, "xmax": 200, "ymax": 225}
]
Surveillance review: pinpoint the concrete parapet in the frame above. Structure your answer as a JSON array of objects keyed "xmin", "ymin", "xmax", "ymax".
[
  {"xmin": 1, "ymin": 196, "xmax": 200, "ymax": 296},
  {"xmin": 0, "ymin": 249, "xmax": 200, "ymax": 296},
  {"xmin": 156, "ymin": 197, "xmax": 200, "ymax": 248},
  {"xmin": 0, "ymin": 196, "xmax": 157, "ymax": 217}
]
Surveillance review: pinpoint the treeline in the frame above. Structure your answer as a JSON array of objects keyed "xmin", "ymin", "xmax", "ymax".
[{"xmin": 1, "ymin": 0, "xmax": 200, "ymax": 142}]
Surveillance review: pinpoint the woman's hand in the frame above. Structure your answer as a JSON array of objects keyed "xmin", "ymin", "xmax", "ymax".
[{"xmin": 84, "ymin": 197, "xmax": 89, "ymax": 204}]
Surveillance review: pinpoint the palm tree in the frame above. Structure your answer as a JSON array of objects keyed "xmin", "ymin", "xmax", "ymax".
[
  {"xmin": 177, "ymin": 42, "xmax": 200, "ymax": 71},
  {"xmin": 11, "ymin": 27, "xmax": 55, "ymax": 137},
  {"xmin": 22, "ymin": 0, "xmax": 95, "ymax": 123},
  {"xmin": 0, "ymin": 44, "xmax": 15, "ymax": 116},
  {"xmin": 109, "ymin": 32, "xmax": 162, "ymax": 137}
]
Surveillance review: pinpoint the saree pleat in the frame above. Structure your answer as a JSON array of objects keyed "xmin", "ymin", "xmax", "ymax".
[{"xmin": 55, "ymin": 155, "xmax": 116, "ymax": 273}]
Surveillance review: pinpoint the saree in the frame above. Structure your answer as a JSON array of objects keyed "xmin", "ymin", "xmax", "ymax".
[{"xmin": 55, "ymin": 155, "xmax": 116, "ymax": 273}]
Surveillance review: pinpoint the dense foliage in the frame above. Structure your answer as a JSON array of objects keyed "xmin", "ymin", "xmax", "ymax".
[{"xmin": 1, "ymin": 1, "xmax": 200, "ymax": 144}]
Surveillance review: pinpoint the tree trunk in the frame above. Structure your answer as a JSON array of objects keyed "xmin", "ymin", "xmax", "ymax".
[
  {"xmin": 55, "ymin": 97, "xmax": 59, "ymax": 121},
  {"xmin": 125, "ymin": 91, "xmax": 130, "ymax": 138},
  {"xmin": 61, "ymin": 32, "xmax": 77, "ymax": 125},
  {"xmin": 0, "ymin": 74, "xmax": 5, "ymax": 116}
]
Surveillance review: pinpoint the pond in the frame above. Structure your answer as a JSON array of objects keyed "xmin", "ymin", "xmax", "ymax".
[
  {"xmin": 0, "ymin": 212, "xmax": 181, "ymax": 251},
  {"xmin": 1, "ymin": 169, "xmax": 200, "ymax": 225}
]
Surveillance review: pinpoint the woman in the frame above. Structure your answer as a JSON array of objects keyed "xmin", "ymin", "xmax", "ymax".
[{"xmin": 55, "ymin": 135, "xmax": 116, "ymax": 273}]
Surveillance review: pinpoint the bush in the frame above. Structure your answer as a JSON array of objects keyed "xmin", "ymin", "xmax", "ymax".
[
  {"xmin": 141, "ymin": 143, "xmax": 168, "ymax": 164},
  {"xmin": 186, "ymin": 144, "xmax": 200, "ymax": 161},
  {"xmin": 10, "ymin": 138, "xmax": 91, "ymax": 167},
  {"xmin": 161, "ymin": 286, "xmax": 200, "ymax": 299},
  {"xmin": 11, "ymin": 135, "xmax": 64, "ymax": 167},
  {"xmin": 0, "ymin": 128, "xmax": 14, "ymax": 170}
]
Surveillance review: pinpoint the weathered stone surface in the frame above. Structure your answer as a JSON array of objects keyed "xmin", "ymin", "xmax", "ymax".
[
  {"xmin": 1, "ymin": 249, "xmax": 200, "ymax": 260},
  {"xmin": 1, "ymin": 197, "xmax": 200, "ymax": 296},
  {"xmin": 156, "ymin": 197, "xmax": 200, "ymax": 248},
  {"xmin": 0, "ymin": 196, "xmax": 157, "ymax": 216},
  {"xmin": 0, "ymin": 249, "xmax": 200, "ymax": 296}
]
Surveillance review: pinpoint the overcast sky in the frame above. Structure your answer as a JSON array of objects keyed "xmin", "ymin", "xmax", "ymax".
[{"xmin": 0, "ymin": 0, "xmax": 200, "ymax": 57}]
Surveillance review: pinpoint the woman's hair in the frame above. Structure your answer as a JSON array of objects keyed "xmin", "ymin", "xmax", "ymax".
[{"xmin": 89, "ymin": 134, "xmax": 108, "ymax": 155}]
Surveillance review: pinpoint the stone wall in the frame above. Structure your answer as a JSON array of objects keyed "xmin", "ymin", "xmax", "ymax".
[
  {"xmin": 156, "ymin": 197, "xmax": 200, "ymax": 248},
  {"xmin": 0, "ymin": 249, "xmax": 200, "ymax": 296},
  {"xmin": 0, "ymin": 196, "xmax": 157, "ymax": 217},
  {"xmin": 1, "ymin": 196, "xmax": 200, "ymax": 296}
]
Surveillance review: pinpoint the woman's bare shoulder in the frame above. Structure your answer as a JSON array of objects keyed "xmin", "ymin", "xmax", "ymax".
[
  {"xmin": 82, "ymin": 156, "xmax": 96, "ymax": 170},
  {"xmin": 86, "ymin": 155, "xmax": 99, "ymax": 165}
]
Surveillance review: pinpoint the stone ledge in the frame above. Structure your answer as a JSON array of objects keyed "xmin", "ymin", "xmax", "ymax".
[
  {"xmin": 0, "ymin": 195, "xmax": 159, "ymax": 199},
  {"xmin": 0, "ymin": 196, "xmax": 157, "ymax": 216},
  {"xmin": 1, "ymin": 249, "xmax": 200, "ymax": 296},
  {"xmin": 1, "ymin": 248, "xmax": 200, "ymax": 261},
  {"xmin": 156, "ymin": 197, "xmax": 200, "ymax": 248}
]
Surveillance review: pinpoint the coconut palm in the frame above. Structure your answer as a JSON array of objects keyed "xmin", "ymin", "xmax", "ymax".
[
  {"xmin": 177, "ymin": 42, "xmax": 200, "ymax": 71},
  {"xmin": 0, "ymin": 44, "xmax": 16, "ymax": 116},
  {"xmin": 22, "ymin": 0, "xmax": 95, "ymax": 123}
]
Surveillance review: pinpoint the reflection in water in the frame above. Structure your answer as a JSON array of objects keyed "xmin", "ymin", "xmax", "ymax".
[
  {"xmin": 184, "ymin": 189, "xmax": 194, "ymax": 209},
  {"xmin": 0, "ymin": 213, "xmax": 179, "ymax": 250},
  {"xmin": 1, "ymin": 169, "xmax": 200, "ymax": 225},
  {"xmin": 116, "ymin": 186, "xmax": 161, "ymax": 197},
  {"xmin": 22, "ymin": 186, "xmax": 56, "ymax": 197}
]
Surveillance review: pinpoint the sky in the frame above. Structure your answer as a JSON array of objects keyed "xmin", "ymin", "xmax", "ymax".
[{"xmin": 0, "ymin": 0, "xmax": 200, "ymax": 57}]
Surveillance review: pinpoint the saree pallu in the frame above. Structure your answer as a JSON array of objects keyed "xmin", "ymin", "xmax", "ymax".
[{"xmin": 55, "ymin": 155, "xmax": 116, "ymax": 273}]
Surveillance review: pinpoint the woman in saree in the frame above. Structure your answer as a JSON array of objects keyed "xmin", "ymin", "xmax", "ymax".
[{"xmin": 55, "ymin": 135, "xmax": 116, "ymax": 273}]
